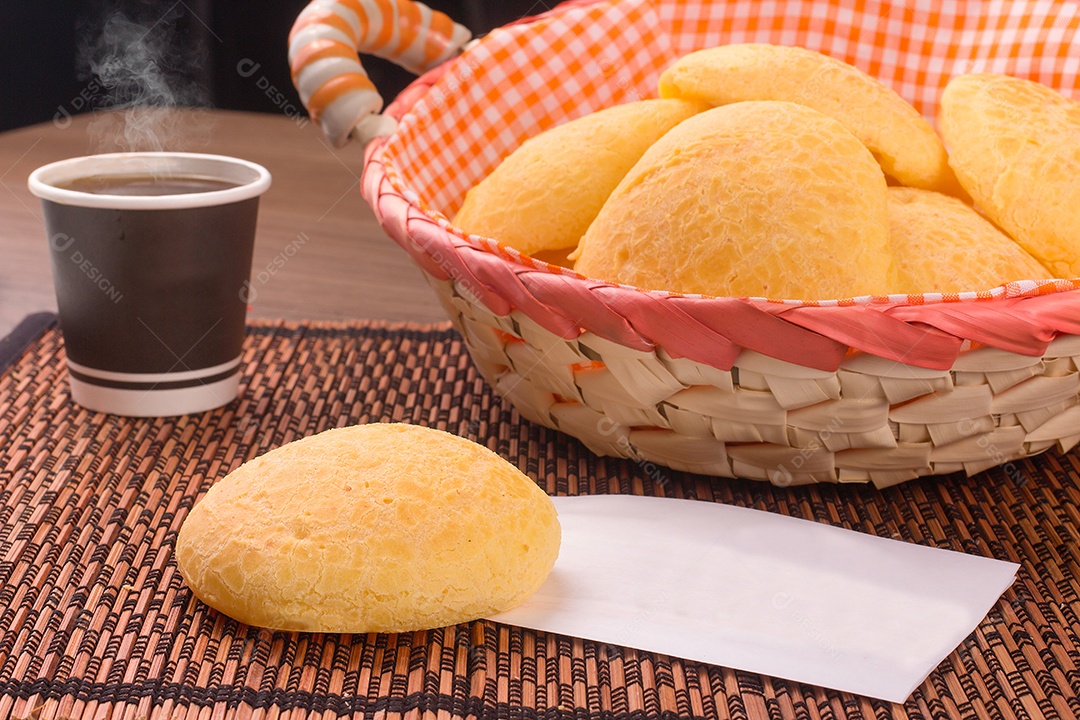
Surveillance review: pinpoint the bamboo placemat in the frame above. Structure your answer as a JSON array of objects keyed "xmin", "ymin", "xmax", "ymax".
[{"xmin": 1, "ymin": 318, "xmax": 1078, "ymax": 720}]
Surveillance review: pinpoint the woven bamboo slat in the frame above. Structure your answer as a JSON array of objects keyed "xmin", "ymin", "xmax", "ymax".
[{"xmin": 427, "ymin": 276, "xmax": 1080, "ymax": 488}]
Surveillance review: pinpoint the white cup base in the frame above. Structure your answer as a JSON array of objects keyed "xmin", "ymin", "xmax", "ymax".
[{"xmin": 69, "ymin": 373, "xmax": 241, "ymax": 417}]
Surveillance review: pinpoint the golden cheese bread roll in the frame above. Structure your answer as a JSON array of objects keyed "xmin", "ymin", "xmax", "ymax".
[
  {"xmin": 886, "ymin": 187, "xmax": 1049, "ymax": 293},
  {"xmin": 939, "ymin": 73, "xmax": 1080, "ymax": 278},
  {"xmin": 573, "ymin": 101, "xmax": 891, "ymax": 300},
  {"xmin": 175, "ymin": 423, "xmax": 560, "ymax": 633},
  {"xmin": 452, "ymin": 98, "xmax": 704, "ymax": 256},
  {"xmin": 658, "ymin": 44, "xmax": 962, "ymax": 194}
]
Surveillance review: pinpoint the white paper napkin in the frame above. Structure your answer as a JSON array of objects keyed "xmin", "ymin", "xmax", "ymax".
[{"xmin": 490, "ymin": 495, "xmax": 1018, "ymax": 703}]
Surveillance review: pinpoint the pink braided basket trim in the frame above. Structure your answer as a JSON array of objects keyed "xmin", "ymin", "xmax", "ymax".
[{"xmin": 363, "ymin": 0, "xmax": 1080, "ymax": 373}]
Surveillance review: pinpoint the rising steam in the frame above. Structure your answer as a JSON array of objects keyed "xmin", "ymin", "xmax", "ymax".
[{"xmin": 78, "ymin": 2, "xmax": 213, "ymax": 152}]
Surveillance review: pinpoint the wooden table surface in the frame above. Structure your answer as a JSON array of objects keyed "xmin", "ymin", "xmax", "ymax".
[{"xmin": 0, "ymin": 109, "xmax": 449, "ymax": 339}]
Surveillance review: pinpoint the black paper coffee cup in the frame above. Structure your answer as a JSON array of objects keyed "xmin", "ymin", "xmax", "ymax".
[{"xmin": 28, "ymin": 152, "xmax": 271, "ymax": 417}]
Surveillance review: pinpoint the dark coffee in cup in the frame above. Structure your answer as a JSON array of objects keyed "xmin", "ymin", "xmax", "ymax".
[
  {"xmin": 59, "ymin": 175, "xmax": 242, "ymax": 196},
  {"xmin": 28, "ymin": 153, "xmax": 272, "ymax": 417}
]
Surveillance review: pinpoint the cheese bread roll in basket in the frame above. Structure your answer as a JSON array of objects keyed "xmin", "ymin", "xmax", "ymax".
[
  {"xmin": 658, "ymin": 43, "xmax": 962, "ymax": 195},
  {"xmin": 940, "ymin": 73, "xmax": 1080, "ymax": 279},
  {"xmin": 885, "ymin": 187, "xmax": 1049, "ymax": 294},
  {"xmin": 572, "ymin": 101, "xmax": 891, "ymax": 300},
  {"xmin": 453, "ymin": 98, "xmax": 703, "ymax": 257}
]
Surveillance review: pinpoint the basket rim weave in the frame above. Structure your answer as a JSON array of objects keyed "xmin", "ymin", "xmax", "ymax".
[{"xmin": 362, "ymin": 0, "xmax": 1080, "ymax": 374}]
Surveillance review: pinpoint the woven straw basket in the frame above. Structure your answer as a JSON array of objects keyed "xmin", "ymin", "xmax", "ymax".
[{"xmin": 290, "ymin": 0, "xmax": 1080, "ymax": 487}]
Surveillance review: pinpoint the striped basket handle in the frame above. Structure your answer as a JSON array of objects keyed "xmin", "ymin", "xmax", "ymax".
[{"xmin": 289, "ymin": 0, "xmax": 472, "ymax": 148}]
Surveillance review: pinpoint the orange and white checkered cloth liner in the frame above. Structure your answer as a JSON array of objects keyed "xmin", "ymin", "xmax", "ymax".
[{"xmin": 381, "ymin": 0, "xmax": 1079, "ymax": 218}]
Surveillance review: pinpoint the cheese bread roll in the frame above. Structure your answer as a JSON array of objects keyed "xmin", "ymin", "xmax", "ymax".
[
  {"xmin": 176, "ymin": 423, "xmax": 560, "ymax": 633},
  {"xmin": 658, "ymin": 44, "xmax": 961, "ymax": 194},
  {"xmin": 886, "ymin": 187, "xmax": 1049, "ymax": 293},
  {"xmin": 940, "ymin": 73, "xmax": 1080, "ymax": 278},
  {"xmin": 453, "ymin": 99, "xmax": 703, "ymax": 256},
  {"xmin": 573, "ymin": 101, "xmax": 891, "ymax": 300}
]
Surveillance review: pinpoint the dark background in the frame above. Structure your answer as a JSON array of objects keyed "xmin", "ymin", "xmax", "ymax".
[{"xmin": 0, "ymin": 0, "xmax": 545, "ymax": 133}]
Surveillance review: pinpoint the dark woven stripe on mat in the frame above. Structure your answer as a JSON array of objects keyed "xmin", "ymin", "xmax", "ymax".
[
  {"xmin": 0, "ymin": 313, "xmax": 57, "ymax": 375},
  {"xmin": 0, "ymin": 320, "xmax": 1078, "ymax": 720}
]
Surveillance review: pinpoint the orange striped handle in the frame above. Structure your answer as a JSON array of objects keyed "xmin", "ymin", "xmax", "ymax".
[{"xmin": 289, "ymin": 0, "xmax": 471, "ymax": 147}]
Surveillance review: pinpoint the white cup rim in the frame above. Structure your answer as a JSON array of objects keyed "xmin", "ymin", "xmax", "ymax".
[{"xmin": 27, "ymin": 151, "xmax": 272, "ymax": 210}]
